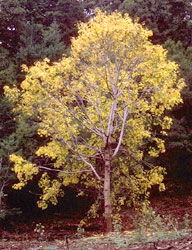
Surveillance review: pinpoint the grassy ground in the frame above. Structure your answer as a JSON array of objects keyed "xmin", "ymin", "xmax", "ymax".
[
  {"xmin": 1, "ymin": 231, "xmax": 192, "ymax": 249},
  {"xmin": 1, "ymin": 193, "xmax": 192, "ymax": 249}
]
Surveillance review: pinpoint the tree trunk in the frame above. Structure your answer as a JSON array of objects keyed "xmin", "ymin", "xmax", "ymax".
[{"xmin": 104, "ymin": 151, "xmax": 112, "ymax": 233}]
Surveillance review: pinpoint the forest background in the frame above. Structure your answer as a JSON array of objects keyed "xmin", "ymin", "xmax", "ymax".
[{"xmin": 1, "ymin": 0, "xmax": 192, "ymax": 233}]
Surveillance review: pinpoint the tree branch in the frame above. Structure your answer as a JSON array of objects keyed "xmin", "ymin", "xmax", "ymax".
[
  {"xmin": 112, "ymin": 106, "xmax": 128, "ymax": 158},
  {"xmin": 36, "ymin": 165, "xmax": 92, "ymax": 174},
  {"xmin": 50, "ymin": 124, "xmax": 102, "ymax": 180}
]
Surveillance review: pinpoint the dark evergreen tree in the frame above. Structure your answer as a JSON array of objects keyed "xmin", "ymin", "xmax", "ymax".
[
  {"xmin": 82, "ymin": 0, "xmax": 124, "ymax": 13},
  {"xmin": 119, "ymin": 0, "xmax": 192, "ymax": 46},
  {"xmin": 17, "ymin": 21, "xmax": 66, "ymax": 65},
  {"xmin": 0, "ymin": 0, "xmax": 86, "ymax": 210},
  {"xmin": 0, "ymin": 48, "xmax": 17, "ymax": 89},
  {"xmin": 160, "ymin": 40, "xmax": 192, "ymax": 180},
  {"xmin": 0, "ymin": 0, "xmax": 85, "ymax": 55},
  {"xmin": 118, "ymin": 0, "xmax": 192, "ymax": 182}
]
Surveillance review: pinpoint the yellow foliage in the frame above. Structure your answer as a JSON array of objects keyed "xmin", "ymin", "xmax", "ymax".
[
  {"xmin": 37, "ymin": 173, "xmax": 63, "ymax": 209},
  {"xmin": 6, "ymin": 10, "xmax": 184, "ymax": 215},
  {"xmin": 10, "ymin": 154, "xmax": 39, "ymax": 189}
]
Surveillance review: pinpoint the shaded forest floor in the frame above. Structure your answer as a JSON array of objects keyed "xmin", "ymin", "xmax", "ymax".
[
  {"xmin": 1, "ymin": 192, "xmax": 192, "ymax": 249},
  {"xmin": 1, "ymin": 232, "xmax": 192, "ymax": 250}
]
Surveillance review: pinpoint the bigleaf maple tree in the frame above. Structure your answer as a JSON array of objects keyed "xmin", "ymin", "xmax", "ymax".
[{"xmin": 5, "ymin": 10, "xmax": 184, "ymax": 233}]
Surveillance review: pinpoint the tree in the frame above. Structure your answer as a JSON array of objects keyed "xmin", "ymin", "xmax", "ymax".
[
  {"xmin": 0, "ymin": 97, "xmax": 41, "ymax": 211},
  {"xmin": 0, "ymin": 48, "xmax": 17, "ymax": 89},
  {"xmin": 118, "ymin": 0, "xmax": 192, "ymax": 182},
  {"xmin": 157, "ymin": 40, "xmax": 192, "ymax": 179},
  {"xmin": 0, "ymin": 0, "xmax": 86, "ymax": 209},
  {"xmin": 16, "ymin": 21, "xmax": 66, "ymax": 65},
  {"xmin": 82, "ymin": 0, "xmax": 124, "ymax": 13},
  {"xmin": 6, "ymin": 11, "xmax": 184, "ymax": 233},
  {"xmin": 119, "ymin": 0, "xmax": 192, "ymax": 46},
  {"xmin": 0, "ymin": 0, "xmax": 85, "ymax": 55}
]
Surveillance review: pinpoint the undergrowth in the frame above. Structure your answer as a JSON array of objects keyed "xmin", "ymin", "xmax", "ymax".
[{"xmin": 25, "ymin": 208, "xmax": 192, "ymax": 250}]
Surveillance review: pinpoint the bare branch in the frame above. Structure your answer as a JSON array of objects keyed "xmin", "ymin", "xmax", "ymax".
[
  {"xmin": 106, "ymin": 100, "xmax": 117, "ymax": 139},
  {"xmin": 50, "ymin": 124, "xmax": 102, "ymax": 180},
  {"xmin": 36, "ymin": 165, "xmax": 92, "ymax": 174},
  {"xmin": 105, "ymin": 56, "xmax": 116, "ymax": 95},
  {"xmin": 95, "ymin": 99, "xmax": 106, "ymax": 142},
  {"xmin": 112, "ymin": 106, "xmax": 128, "ymax": 158},
  {"xmin": 78, "ymin": 155, "xmax": 102, "ymax": 180},
  {"xmin": 38, "ymin": 78, "xmax": 104, "ymax": 138},
  {"xmin": 74, "ymin": 93, "xmax": 104, "ymax": 137},
  {"xmin": 118, "ymin": 56, "xmax": 144, "ymax": 97}
]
